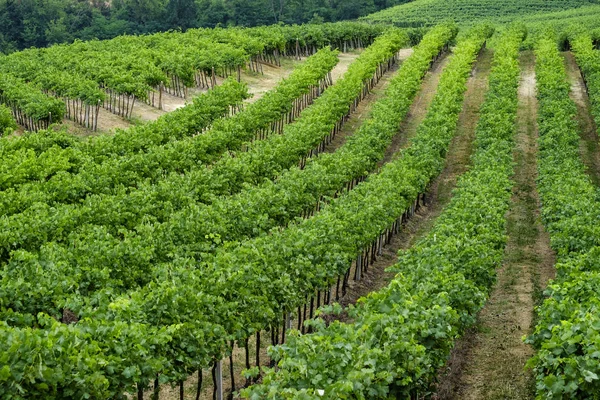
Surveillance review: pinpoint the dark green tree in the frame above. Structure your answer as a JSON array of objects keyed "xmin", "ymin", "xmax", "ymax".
[
  {"xmin": 0, "ymin": 0, "xmax": 24, "ymax": 49},
  {"xmin": 196, "ymin": 0, "xmax": 230, "ymax": 27},
  {"xmin": 227, "ymin": 0, "xmax": 273, "ymax": 26},
  {"xmin": 332, "ymin": 0, "xmax": 376, "ymax": 20},
  {"xmin": 166, "ymin": 0, "xmax": 198, "ymax": 29}
]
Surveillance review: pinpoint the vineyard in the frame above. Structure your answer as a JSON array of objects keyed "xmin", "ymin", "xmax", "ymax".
[
  {"xmin": 2, "ymin": 2, "xmax": 600, "ymax": 400},
  {"xmin": 362, "ymin": 0, "xmax": 600, "ymax": 28}
]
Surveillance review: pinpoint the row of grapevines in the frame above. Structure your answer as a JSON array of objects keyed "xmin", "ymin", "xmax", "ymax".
[
  {"xmin": 83, "ymin": 47, "xmax": 337, "ymax": 179},
  {"xmin": 11, "ymin": 64, "xmax": 106, "ymax": 107},
  {"xmin": 1, "ymin": 28, "xmax": 251, "ymax": 126},
  {"xmin": 0, "ymin": 129, "xmax": 78, "ymax": 155},
  {"xmin": 6, "ymin": 31, "xmax": 249, "ymax": 103},
  {"xmin": 0, "ymin": 73, "xmax": 65, "ymax": 131},
  {"xmin": 0, "ymin": 28, "xmax": 413, "ymax": 399},
  {"xmin": 0, "ymin": 45, "xmax": 323, "ymax": 161},
  {"xmin": 268, "ymin": 22, "xmax": 386, "ymax": 55},
  {"xmin": 569, "ymin": 31, "xmax": 600, "ymax": 131},
  {"xmin": 520, "ymin": 6, "xmax": 600, "ymax": 35},
  {"xmin": 0, "ymin": 47, "xmax": 338, "ymax": 217},
  {"xmin": 156, "ymin": 24, "xmax": 454, "ymax": 261},
  {"xmin": 0, "ymin": 79, "xmax": 249, "ymax": 191},
  {"xmin": 243, "ymin": 24, "xmax": 524, "ymax": 399},
  {"xmin": 0, "ymin": 34, "xmax": 402, "ymax": 263},
  {"xmin": 525, "ymin": 33, "xmax": 600, "ymax": 398},
  {"xmin": 6, "ymin": 43, "xmax": 164, "ymax": 115},
  {"xmin": 77, "ymin": 22, "xmax": 486, "ymax": 391},
  {"xmin": 0, "ymin": 24, "xmax": 453, "ymax": 320},
  {"xmin": 200, "ymin": 22, "xmax": 388, "ymax": 63},
  {"xmin": 1, "ymin": 56, "xmax": 111, "ymax": 130},
  {"xmin": 0, "ymin": 33, "xmax": 408, "ymax": 339},
  {"xmin": 82, "ymin": 79, "xmax": 249, "ymax": 162}
]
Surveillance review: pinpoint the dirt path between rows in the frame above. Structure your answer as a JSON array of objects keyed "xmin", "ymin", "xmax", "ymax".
[
  {"xmin": 563, "ymin": 51, "xmax": 600, "ymax": 186},
  {"xmin": 323, "ymin": 49, "xmax": 414, "ymax": 153},
  {"xmin": 435, "ymin": 50, "xmax": 556, "ymax": 400},
  {"xmin": 338, "ymin": 47, "xmax": 493, "ymax": 317},
  {"xmin": 329, "ymin": 52, "xmax": 360, "ymax": 84}
]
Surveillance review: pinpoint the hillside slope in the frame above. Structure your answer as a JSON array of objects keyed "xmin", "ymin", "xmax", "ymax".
[
  {"xmin": 518, "ymin": 4, "xmax": 600, "ymax": 30},
  {"xmin": 362, "ymin": 0, "xmax": 598, "ymax": 27}
]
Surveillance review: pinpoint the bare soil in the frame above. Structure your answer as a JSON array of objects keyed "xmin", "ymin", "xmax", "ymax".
[
  {"xmin": 241, "ymin": 56, "xmax": 309, "ymax": 104},
  {"xmin": 93, "ymin": 107, "xmax": 135, "ymax": 133},
  {"xmin": 434, "ymin": 50, "xmax": 556, "ymax": 400},
  {"xmin": 329, "ymin": 52, "xmax": 361, "ymax": 84}
]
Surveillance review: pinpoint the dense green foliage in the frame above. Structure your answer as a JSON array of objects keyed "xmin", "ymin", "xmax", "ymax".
[
  {"xmin": 0, "ymin": 72, "xmax": 65, "ymax": 127},
  {"xmin": 0, "ymin": 103, "xmax": 15, "ymax": 135},
  {"xmin": 81, "ymin": 79, "xmax": 249, "ymax": 162},
  {"xmin": 362, "ymin": 0, "xmax": 597, "ymax": 27},
  {"xmin": 0, "ymin": 47, "xmax": 339, "ymax": 222},
  {"xmin": 0, "ymin": 26, "xmax": 267, "ymax": 123},
  {"xmin": 243, "ymin": 23, "xmax": 523, "ymax": 399},
  {"xmin": 0, "ymin": 49, "xmax": 342, "ymax": 279},
  {"xmin": 5, "ymin": 0, "xmax": 600, "ymax": 396},
  {"xmin": 0, "ymin": 48, "xmax": 336, "ymax": 193},
  {"xmin": 0, "ymin": 31, "xmax": 406, "ymax": 306},
  {"xmin": 0, "ymin": 129, "xmax": 79, "ymax": 155},
  {"xmin": 0, "ymin": 79, "xmax": 249, "ymax": 191},
  {"xmin": 525, "ymin": 33, "xmax": 600, "ymax": 399},
  {"xmin": 519, "ymin": 5, "xmax": 600, "ymax": 31},
  {"xmin": 0, "ymin": 33, "xmax": 410, "ymax": 397},
  {"xmin": 0, "ymin": 0, "xmax": 409, "ymax": 52},
  {"xmin": 0, "ymin": 21, "xmax": 386, "ymax": 131},
  {"xmin": 154, "ymin": 23, "xmax": 454, "ymax": 261}
]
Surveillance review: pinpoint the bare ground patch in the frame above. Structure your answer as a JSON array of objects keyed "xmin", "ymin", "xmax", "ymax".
[{"xmin": 242, "ymin": 56, "xmax": 308, "ymax": 104}]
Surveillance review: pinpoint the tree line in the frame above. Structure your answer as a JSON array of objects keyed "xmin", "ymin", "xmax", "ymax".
[{"xmin": 0, "ymin": 0, "xmax": 410, "ymax": 53}]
